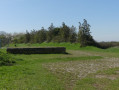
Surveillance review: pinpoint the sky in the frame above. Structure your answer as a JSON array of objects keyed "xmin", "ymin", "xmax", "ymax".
[{"xmin": 0, "ymin": 0, "xmax": 119, "ymax": 41}]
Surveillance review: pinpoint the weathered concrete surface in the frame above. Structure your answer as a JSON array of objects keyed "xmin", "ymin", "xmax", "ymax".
[{"xmin": 7, "ymin": 47, "xmax": 66, "ymax": 54}]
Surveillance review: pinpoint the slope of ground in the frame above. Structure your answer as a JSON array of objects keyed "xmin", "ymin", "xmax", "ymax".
[{"xmin": 0, "ymin": 43, "xmax": 119, "ymax": 89}]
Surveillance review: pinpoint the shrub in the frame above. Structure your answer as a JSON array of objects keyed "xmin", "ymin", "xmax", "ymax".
[
  {"xmin": 98, "ymin": 42, "xmax": 119, "ymax": 49},
  {"xmin": 0, "ymin": 52, "xmax": 16, "ymax": 66}
]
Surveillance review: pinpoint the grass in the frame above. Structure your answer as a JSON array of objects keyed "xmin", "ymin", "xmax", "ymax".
[
  {"xmin": 0, "ymin": 54, "xmax": 65, "ymax": 90},
  {"xmin": 8, "ymin": 42, "xmax": 81, "ymax": 50},
  {"xmin": 8, "ymin": 42, "xmax": 119, "ymax": 52},
  {"xmin": 74, "ymin": 67, "xmax": 119, "ymax": 90},
  {"xmin": 1, "ymin": 42, "xmax": 119, "ymax": 89}
]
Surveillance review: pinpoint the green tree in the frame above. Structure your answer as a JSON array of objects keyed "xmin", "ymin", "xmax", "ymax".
[
  {"xmin": 69, "ymin": 25, "xmax": 77, "ymax": 43},
  {"xmin": 30, "ymin": 29, "xmax": 36, "ymax": 43},
  {"xmin": 38, "ymin": 27, "xmax": 47, "ymax": 43},
  {"xmin": 51, "ymin": 27, "xmax": 61, "ymax": 42},
  {"xmin": 25, "ymin": 30, "xmax": 31, "ymax": 43},
  {"xmin": 60, "ymin": 22, "xmax": 70, "ymax": 42},
  {"xmin": 18, "ymin": 35, "xmax": 25, "ymax": 43},
  {"xmin": 47, "ymin": 23, "xmax": 55, "ymax": 42},
  {"xmin": 78, "ymin": 19, "xmax": 95, "ymax": 47}
]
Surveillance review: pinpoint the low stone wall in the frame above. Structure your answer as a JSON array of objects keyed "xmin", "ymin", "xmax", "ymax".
[{"xmin": 7, "ymin": 47, "xmax": 66, "ymax": 54}]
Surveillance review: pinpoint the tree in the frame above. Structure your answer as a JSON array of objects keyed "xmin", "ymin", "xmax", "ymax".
[
  {"xmin": 47, "ymin": 23, "xmax": 55, "ymax": 42},
  {"xmin": 38, "ymin": 27, "xmax": 47, "ymax": 43},
  {"xmin": 25, "ymin": 30, "xmax": 31, "ymax": 43},
  {"xmin": 60, "ymin": 22, "xmax": 70, "ymax": 42},
  {"xmin": 30, "ymin": 29, "xmax": 37, "ymax": 43},
  {"xmin": 51, "ymin": 27, "xmax": 61, "ymax": 42},
  {"xmin": 78, "ymin": 19, "xmax": 96, "ymax": 47},
  {"xmin": 69, "ymin": 25, "xmax": 77, "ymax": 43}
]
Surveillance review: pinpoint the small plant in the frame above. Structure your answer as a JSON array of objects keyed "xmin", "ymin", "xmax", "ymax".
[{"xmin": 0, "ymin": 51, "xmax": 16, "ymax": 66}]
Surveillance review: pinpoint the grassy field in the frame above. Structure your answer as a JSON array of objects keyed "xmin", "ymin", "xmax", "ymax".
[{"xmin": 1, "ymin": 43, "xmax": 119, "ymax": 90}]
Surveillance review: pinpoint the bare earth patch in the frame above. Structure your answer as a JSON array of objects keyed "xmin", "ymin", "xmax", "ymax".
[
  {"xmin": 116, "ymin": 71, "xmax": 119, "ymax": 74},
  {"xmin": 95, "ymin": 75, "xmax": 118, "ymax": 80},
  {"xmin": 43, "ymin": 58, "xmax": 119, "ymax": 78},
  {"xmin": 43, "ymin": 57, "xmax": 119, "ymax": 89}
]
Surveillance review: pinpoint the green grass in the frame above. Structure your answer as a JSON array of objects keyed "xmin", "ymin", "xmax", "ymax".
[
  {"xmin": 75, "ymin": 67, "xmax": 119, "ymax": 90},
  {"xmin": 0, "ymin": 50, "xmax": 102, "ymax": 89},
  {"xmin": 8, "ymin": 42, "xmax": 119, "ymax": 52},
  {"xmin": 74, "ymin": 77, "xmax": 111, "ymax": 90},
  {"xmin": 8, "ymin": 42, "xmax": 81, "ymax": 50},
  {"xmin": 0, "ymin": 52, "xmax": 102, "ymax": 89},
  {"xmin": 51, "ymin": 56, "xmax": 103, "ymax": 62},
  {"xmin": 0, "ymin": 53, "xmax": 65, "ymax": 89},
  {"xmin": 1, "ymin": 42, "xmax": 119, "ymax": 89}
]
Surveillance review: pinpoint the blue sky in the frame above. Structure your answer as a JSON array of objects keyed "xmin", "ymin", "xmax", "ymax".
[{"xmin": 0, "ymin": 0, "xmax": 119, "ymax": 41}]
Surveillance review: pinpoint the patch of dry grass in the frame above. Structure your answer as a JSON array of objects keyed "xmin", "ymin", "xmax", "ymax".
[
  {"xmin": 44, "ymin": 58, "xmax": 119, "ymax": 78},
  {"xmin": 95, "ymin": 74, "xmax": 118, "ymax": 80},
  {"xmin": 43, "ymin": 57, "xmax": 119, "ymax": 89}
]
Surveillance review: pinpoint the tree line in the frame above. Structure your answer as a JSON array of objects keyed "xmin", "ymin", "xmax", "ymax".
[
  {"xmin": 1, "ymin": 19, "xmax": 117, "ymax": 48},
  {"xmin": 13, "ymin": 22, "xmax": 78, "ymax": 44},
  {"xmin": 0, "ymin": 19, "xmax": 99, "ymax": 47}
]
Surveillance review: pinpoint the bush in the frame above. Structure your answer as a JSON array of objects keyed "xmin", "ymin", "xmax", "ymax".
[
  {"xmin": 98, "ymin": 42, "xmax": 119, "ymax": 49},
  {"xmin": 0, "ymin": 52, "xmax": 16, "ymax": 66}
]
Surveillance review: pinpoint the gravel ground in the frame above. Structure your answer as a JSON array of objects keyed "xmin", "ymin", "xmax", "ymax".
[{"xmin": 43, "ymin": 57, "xmax": 119, "ymax": 78}]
